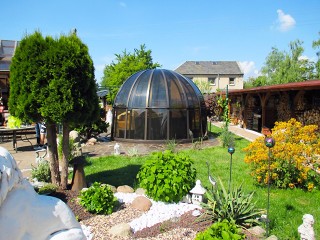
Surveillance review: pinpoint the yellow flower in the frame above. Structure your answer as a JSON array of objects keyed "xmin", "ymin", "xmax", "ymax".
[
  {"xmin": 289, "ymin": 183, "xmax": 295, "ymax": 189},
  {"xmin": 307, "ymin": 183, "xmax": 314, "ymax": 192}
]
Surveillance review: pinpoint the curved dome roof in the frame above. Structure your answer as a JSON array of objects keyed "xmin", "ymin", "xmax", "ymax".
[
  {"xmin": 114, "ymin": 69, "xmax": 204, "ymax": 109},
  {"xmin": 112, "ymin": 69, "xmax": 207, "ymax": 142}
]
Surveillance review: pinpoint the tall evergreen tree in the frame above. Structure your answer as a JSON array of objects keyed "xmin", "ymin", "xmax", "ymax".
[{"xmin": 9, "ymin": 31, "xmax": 99, "ymax": 188}]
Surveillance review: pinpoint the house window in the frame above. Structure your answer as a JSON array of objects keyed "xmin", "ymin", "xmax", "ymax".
[
  {"xmin": 208, "ymin": 77, "xmax": 216, "ymax": 85},
  {"xmin": 229, "ymin": 78, "xmax": 235, "ymax": 85}
]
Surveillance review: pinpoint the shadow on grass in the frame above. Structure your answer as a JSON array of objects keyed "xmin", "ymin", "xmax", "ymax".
[{"xmin": 85, "ymin": 164, "xmax": 142, "ymax": 188}]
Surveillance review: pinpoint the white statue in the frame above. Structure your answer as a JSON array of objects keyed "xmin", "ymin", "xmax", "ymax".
[
  {"xmin": 114, "ymin": 143, "xmax": 120, "ymax": 155},
  {"xmin": 298, "ymin": 214, "xmax": 315, "ymax": 240},
  {"xmin": 0, "ymin": 147, "xmax": 86, "ymax": 240},
  {"xmin": 106, "ymin": 109, "xmax": 113, "ymax": 126}
]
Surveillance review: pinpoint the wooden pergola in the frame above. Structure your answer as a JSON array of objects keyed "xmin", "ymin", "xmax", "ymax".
[{"xmin": 225, "ymin": 80, "xmax": 320, "ymax": 133}]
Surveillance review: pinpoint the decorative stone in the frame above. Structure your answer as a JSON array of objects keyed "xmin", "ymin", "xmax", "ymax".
[
  {"xmin": 107, "ymin": 184, "xmax": 117, "ymax": 193},
  {"xmin": 117, "ymin": 185, "xmax": 134, "ymax": 193},
  {"xmin": 192, "ymin": 209, "xmax": 201, "ymax": 217},
  {"xmin": 266, "ymin": 235, "xmax": 278, "ymax": 240},
  {"xmin": 108, "ymin": 223, "xmax": 132, "ymax": 237},
  {"xmin": 181, "ymin": 193, "xmax": 192, "ymax": 204},
  {"xmin": 69, "ymin": 130, "xmax": 80, "ymax": 142},
  {"xmin": 0, "ymin": 146, "xmax": 85, "ymax": 240},
  {"xmin": 298, "ymin": 214, "xmax": 315, "ymax": 240},
  {"xmin": 247, "ymin": 226, "xmax": 266, "ymax": 238},
  {"xmin": 87, "ymin": 138, "xmax": 97, "ymax": 145},
  {"xmin": 131, "ymin": 196, "xmax": 152, "ymax": 211},
  {"xmin": 135, "ymin": 188, "xmax": 146, "ymax": 195}
]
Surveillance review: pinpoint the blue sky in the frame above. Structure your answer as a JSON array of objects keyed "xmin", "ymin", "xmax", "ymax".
[{"xmin": 2, "ymin": 0, "xmax": 320, "ymax": 83}]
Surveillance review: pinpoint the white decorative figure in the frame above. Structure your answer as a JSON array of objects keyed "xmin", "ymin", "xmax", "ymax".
[
  {"xmin": 114, "ymin": 143, "xmax": 120, "ymax": 155},
  {"xmin": 298, "ymin": 214, "xmax": 315, "ymax": 240},
  {"xmin": 0, "ymin": 147, "xmax": 86, "ymax": 240},
  {"xmin": 190, "ymin": 179, "xmax": 206, "ymax": 205},
  {"xmin": 106, "ymin": 109, "xmax": 113, "ymax": 126}
]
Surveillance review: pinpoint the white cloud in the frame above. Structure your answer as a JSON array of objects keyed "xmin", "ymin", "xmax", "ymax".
[
  {"xmin": 239, "ymin": 61, "xmax": 255, "ymax": 74},
  {"xmin": 239, "ymin": 61, "xmax": 260, "ymax": 79},
  {"xmin": 298, "ymin": 55, "xmax": 309, "ymax": 61},
  {"xmin": 276, "ymin": 9, "xmax": 296, "ymax": 32}
]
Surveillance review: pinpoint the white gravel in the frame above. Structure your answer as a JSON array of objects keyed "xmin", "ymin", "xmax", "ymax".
[{"xmin": 114, "ymin": 192, "xmax": 201, "ymax": 233}]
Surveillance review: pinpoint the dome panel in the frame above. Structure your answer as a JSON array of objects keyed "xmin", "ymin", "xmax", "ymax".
[
  {"xmin": 128, "ymin": 71, "xmax": 150, "ymax": 108},
  {"xmin": 114, "ymin": 71, "xmax": 143, "ymax": 108},
  {"xmin": 148, "ymin": 70, "xmax": 168, "ymax": 108},
  {"xmin": 166, "ymin": 71, "xmax": 187, "ymax": 109}
]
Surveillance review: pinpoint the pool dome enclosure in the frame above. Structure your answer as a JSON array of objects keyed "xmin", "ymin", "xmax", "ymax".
[{"xmin": 112, "ymin": 69, "xmax": 207, "ymax": 142}]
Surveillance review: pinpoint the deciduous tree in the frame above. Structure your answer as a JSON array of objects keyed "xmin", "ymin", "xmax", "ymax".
[{"xmin": 101, "ymin": 44, "xmax": 161, "ymax": 104}]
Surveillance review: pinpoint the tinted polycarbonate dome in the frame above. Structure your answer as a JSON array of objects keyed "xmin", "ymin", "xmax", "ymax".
[{"xmin": 112, "ymin": 69, "xmax": 207, "ymax": 142}]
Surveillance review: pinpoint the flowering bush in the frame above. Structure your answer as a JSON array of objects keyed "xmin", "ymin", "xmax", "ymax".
[{"xmin": 244, "ymin": 118, "xmax": 320, "ymax": 191}]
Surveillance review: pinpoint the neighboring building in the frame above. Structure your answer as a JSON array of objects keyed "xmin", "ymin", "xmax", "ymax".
[
  {"xmin": 0, "ymin": 40, "xmax": 19, "ymax": 108},
  {"xmin": 175, "ymin": 61, "xmax": 244, "ymax": 93}
]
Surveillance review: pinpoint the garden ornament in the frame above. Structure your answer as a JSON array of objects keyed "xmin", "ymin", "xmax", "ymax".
[
  {"xmin": 0, "ymin": 147, "xmax": 85, "ymax": 240},
  {"xmin": 190, "ymin": 179, "xmax": 206, "ymax": 205},
  {"xmin": 206, "ymin": 161, "xmax": 216, "ymax": 191},
  {"xmin": 264, "ymin": 136, "xmax": 275, "ymax": 237},
  {"xmin": 228, "ymin": 146, "xmax": 235, "ymax": 192},
  {"xmin": 106, "ymin": 109, "xmax": 113, "ymax": 126},
  {"xmin": 298, "ymin": 214, "xmax": 315, "ymax": 240},
  {"xmin": 114, "ymin": 143, "xmax": 120, "ymax": 155}
]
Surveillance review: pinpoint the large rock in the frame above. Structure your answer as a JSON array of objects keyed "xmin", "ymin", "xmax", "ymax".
[
  {"xmin": 247, "ymin": 226, "xmax": 266, "ymax": 238},
  {"xmin": 109, "ymin": 223, "xmax": 131, "ymax": 237},
  {"xmin": 69, "ymin": 130, "xmax": 80, "ymax": 142},
  {"xmin": 131, "ymin": 196, "xmax": 152, "ymax": 211},
  {"xmin": 0, "ymin": 147, "xmax": 85, "ymax": 240},
  {"xmin": 135, "ymin": 187, "xmax": 146, "ymax": 195},
  {"xmin": 117, "ymin": 185, "xmax": 134, "ymax": 193}
]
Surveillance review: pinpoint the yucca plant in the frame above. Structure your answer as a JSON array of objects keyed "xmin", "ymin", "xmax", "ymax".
[{"xmin": 199, "ymin": 178, "xmax": 264, "ymax": 227}]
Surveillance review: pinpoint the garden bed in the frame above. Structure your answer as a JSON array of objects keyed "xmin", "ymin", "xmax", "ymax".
[{"xmin": 51, "ymin": 189, "xmax": 260, "ymax": 240}]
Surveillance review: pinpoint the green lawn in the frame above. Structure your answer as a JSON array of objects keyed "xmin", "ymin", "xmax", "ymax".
[{"xmin": 83, "ymin": 125, "xmax": 320, "ymax": 239}]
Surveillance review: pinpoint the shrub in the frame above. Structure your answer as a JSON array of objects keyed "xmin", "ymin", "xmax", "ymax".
[
  {"xmin": 244, "ymin": 118, "xmax": 320, "ymax": 190},
  {"xmin": 165, "ymin": 139, "xmax": 177, "ymax": 153},
  {"xmin": 37, "ymin": 183, "xmax": 58, "ymax": 195},
  {"xmin": 195, "ymin": 219, "xmax": 245, "ymax": 240},
  {"xmin": 57, "ymin": 134, "xmax": 76, "ymax": 161},
  {"xmin": 199, "ymin": 178, "xmax": 263, "ymax": 227},
  {"xmin": 79, "ymin": 182, "xmax": 117, "ymax": 215},
  {"xmin": 31, "ymin": 160, "xmax": 51, "ymax": 182},
  {"xmin": 136, "ymin": 150, "xmax": 196, "ymax": 203},
  {"xmin": 219, "ymin": 124, "xmax": 235, "ymax": 148},
  {"xmin": 7, "ymin": 116, "xmax": 22, "ymax": 128}
]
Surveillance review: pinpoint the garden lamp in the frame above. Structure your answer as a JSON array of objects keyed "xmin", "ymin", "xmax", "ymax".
[
  {"xmin": 228, "ymin": 146, "xmax": 235, "ymax": 192},
  {"xmin": 265, "ymin": 136, "xmax": 275, "ymax": 237}
]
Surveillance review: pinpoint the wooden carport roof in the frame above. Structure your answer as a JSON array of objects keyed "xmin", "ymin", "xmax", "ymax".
[
  {"xmin": 227, "ymin": 79, "xmax": 320, "ymax": 94},
  {"xmin": 221, "ymin": 79, "xmax": 320, "ymax": 132}
]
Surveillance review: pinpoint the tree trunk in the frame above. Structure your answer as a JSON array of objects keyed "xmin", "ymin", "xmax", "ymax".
[
  {"xmin": 46, "ymin": 122, "xmax": 61, "ymax": 186},
  {"xmin": 61, "ymin": 123, "xmax": 70, "ymax": 189}
]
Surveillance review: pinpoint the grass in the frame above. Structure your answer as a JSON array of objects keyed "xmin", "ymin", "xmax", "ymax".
[{"xmin": 83, "ymin": 124, "xmax": 320, "ymax": 239}]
